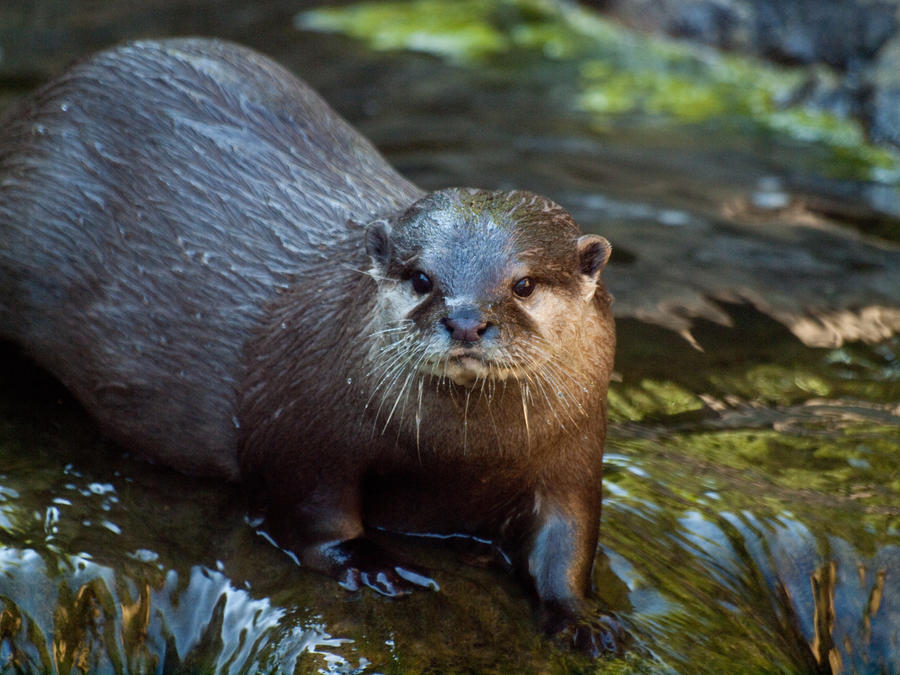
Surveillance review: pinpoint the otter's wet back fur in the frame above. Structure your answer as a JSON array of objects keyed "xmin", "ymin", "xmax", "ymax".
[
  {"xmin": 0, "ymin": 39, "xmax": 620, "ymax": 652},
  {"xmin": 0, "ymin": 39, "xmax": 419, "ymax": 477}
]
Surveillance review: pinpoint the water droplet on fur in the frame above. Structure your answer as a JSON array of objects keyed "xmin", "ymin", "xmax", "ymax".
[{"xmin": 346, "ymin": 377, "xmax": 352, "ymax": 385}]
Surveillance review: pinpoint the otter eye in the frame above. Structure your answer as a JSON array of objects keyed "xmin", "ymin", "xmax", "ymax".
[
  {"xmin": 410, "ymin": 271, "xmax": 433, "ymax": 295},
  {"xmin": 512, "ymin": 277, "xmax": 535, "ymax": 298}
]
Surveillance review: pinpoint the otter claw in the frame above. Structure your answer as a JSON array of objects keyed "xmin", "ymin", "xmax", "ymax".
[
  {"xmin": 569, "ymin": 614, "xmax": 628, "ymax": 658},
  {"xmin": 326, "ymin": 538, "xmax": 438, "ymax": 597},
  {"xmin": 339, "ymin": 565, "xmax": 438, "ymax": 597},
  {"xmin": 553, "ymin": 613, "xmax": 629, "ymax": 658},
  {"xmin": 542, "ymin": 601, "xmax": 630, "ymax": 658},
  {"xmin": 395, "ymin": 565, "xmax": 440, "ymax": 591}
]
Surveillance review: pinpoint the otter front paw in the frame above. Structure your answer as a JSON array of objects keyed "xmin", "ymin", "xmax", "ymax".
[
  {"xmin": 320, "ymin": 537, "xmax": 439, "ymax": 597},
  {"xmin": 542, "ymin": 601, "xmax": 629, "ymax": 658}
]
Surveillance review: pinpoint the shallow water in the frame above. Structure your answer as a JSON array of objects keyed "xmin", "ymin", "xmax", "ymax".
[{"xmin": 1, "ymin": 1, "xmax": 899, "ymax": 673}]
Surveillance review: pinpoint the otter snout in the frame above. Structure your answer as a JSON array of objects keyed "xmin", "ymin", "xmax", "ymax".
[{"xmin": 441, "ymin": 307, "xmax": 495, "ymax": 343}]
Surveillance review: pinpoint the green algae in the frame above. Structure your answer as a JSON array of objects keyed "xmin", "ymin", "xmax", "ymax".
[
  {"xmin": 296, "ymin": 0, "xmax": 513, "ymax": 63},
  {"xmin": 708, "ymin": 363, "xmax": 833, "ymax": 403},
  {"xmin": 608, "ymin": 379, "xmax": 704, "ymax": 423},
  {"xmin": 295, "ymin": 0, "xmax": 599, "ymax": 63}
]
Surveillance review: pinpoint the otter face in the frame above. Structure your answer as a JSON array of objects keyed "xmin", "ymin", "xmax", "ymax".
[{"xmin": 365, "ymin": 188, "xmax": 611, "ymax": 388}]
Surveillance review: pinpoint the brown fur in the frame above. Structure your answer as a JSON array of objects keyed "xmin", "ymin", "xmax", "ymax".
[{"xmin": 0, "ymin": 38, "xmax": 621, "ymax": 653}]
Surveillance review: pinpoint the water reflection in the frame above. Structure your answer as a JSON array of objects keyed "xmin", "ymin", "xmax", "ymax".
[
  {"xmin": 604, "ymin": 449, "xmax": 899, "ymax": 673},
  {"xmin": 0, "ymin": 548, "xmax": 358, "ymax": 673},
  {"xmin": 597, "ymin": 306, "xmax": 899, "ymax": 672}
]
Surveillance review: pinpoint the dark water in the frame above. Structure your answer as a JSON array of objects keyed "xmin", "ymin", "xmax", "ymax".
[{"xmin": 1, "ymin": 1, "xmax": 898, "ymax": 673}]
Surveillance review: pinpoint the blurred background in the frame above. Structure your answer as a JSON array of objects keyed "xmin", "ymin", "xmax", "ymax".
[{"xmin": 1, "ymin": 1, "xmax": 898, "ymax": 673}]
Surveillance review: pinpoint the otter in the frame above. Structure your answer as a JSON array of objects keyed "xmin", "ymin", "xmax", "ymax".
[{"xmin": 0, "ymin": 39, "xmax": 620, "ymax": 654}]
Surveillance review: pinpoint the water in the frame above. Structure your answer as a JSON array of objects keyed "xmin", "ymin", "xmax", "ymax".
[{"xmin": 1, "ymin": 1, "xmax": 898, "ymax": 672}]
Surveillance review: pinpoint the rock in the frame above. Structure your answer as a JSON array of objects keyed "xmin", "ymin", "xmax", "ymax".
[
  {"xmin": 586, "ymin": 0, "xmax": 749, "ymax": 49},
  {"xmin": 751, "ymin": 0, "xmax": 898, "ymax": 68},
  {"xmin": 865, "ymin": 36, "xmax": 900, "ymax": 146},
  {"xmin": 667, "ymin": 0, "xmax": 747, "ymax": 47},
  {"xmin": 591, "ymin": 0, "xmax": 899, "ymax": 68}
]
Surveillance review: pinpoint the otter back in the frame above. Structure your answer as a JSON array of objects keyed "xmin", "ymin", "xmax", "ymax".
[{"xmin": 0, "ymin": 38, "xmax": 421, "ymax": 478}]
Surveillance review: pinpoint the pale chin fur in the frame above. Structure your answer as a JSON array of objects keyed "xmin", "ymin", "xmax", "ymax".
[{"xmin": 419, "ymin": 355, "xmax": 523, "ymax": 387}]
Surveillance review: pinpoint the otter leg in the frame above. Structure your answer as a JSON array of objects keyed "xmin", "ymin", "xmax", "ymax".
[
  {"xmin": 267, "ymin": 481, "xmax": 438, "ymax": 597},
  {"xmin": 517, "ymin": 493, "xmax": 628, "ymax": 656}
]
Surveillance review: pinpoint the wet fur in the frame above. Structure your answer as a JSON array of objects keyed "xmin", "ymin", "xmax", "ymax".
[
  {"xmin": 0, "ymin": 38, "xmax": 620, "ymax": 652},
  {"xmin": 0, "ymin": 39, "xmax": 420, "ymax": 477}
]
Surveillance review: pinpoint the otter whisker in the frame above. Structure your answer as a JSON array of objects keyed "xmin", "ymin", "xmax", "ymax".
[
  {"xmin": 534, "ymin": 350, "xmax": 587, "ymax": 421},
  {"xmin": 530, "ymin": 358, "xmax": 584, "ymax": 433},
  {"xmin": 366, "ymin": 341, "xmax": 417, "ymax": 405},
  {"xmin": 504, "ymin": 341, "xmax": 577, "ymax": 435},
  {"xmin": 365, "ymin": 324, "xmax": 414, "ymax": 342},
  {"xmin": 481, "ymin": 373, "xmax": 504, "ymax": 451},
  {"xmin": 369, "ymin": 342, "xmax": 425, "ymax": 429},
  {"xmin": 384, "ymin": 343, "xmax": 425, "ymax": 388},
  {"xmin": 366, "ymin": 346, "xmax": 406, "ymax": 384},
  {"xmin": 520, "ymin": 338, "xmax": 581, "ymax": 389},
  {"xmin": 475, "ymin": 369, "xmax": 489, "ymax": 405},
  {"xmin": 463, "ymin": 387, "xmax": 471, "ymax": 455},
  {"xmin": 415, "ymin": 376, "xmax": 424, "ymax": 460},
  {"xmin": 520, "ymin": 381, "xmax": 531, "ymax": 448},
  {"xmin": 368, "ymin": 327, "xmax": 418, "ymax": 366},
  {"xmin": 382, "ymin": 362, "xmax": 418, "ymax": 435},
  {"xmin": 399, "ymin": 343, "xmax": 438, "ymax": 433},
  {"xmin": 370, "ymin": 330, "xmax": 444, "ymax": 437},
  {"xmin": 342, "ymin": 263, "xmax": 385, "ymax": 280}
]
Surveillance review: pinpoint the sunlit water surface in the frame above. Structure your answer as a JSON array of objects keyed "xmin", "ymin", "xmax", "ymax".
[{"xmin": 1, "ymin": 2, "xmax": 898, "ymax": 673}]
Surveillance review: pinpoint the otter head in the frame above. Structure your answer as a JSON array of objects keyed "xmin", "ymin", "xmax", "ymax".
[{"xmin": 365, "ymin": 188, "xmax": 611, "ymax": 389}]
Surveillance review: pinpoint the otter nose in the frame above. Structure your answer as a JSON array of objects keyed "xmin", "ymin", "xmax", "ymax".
[{"xmin": 442, "ymin": 313, "xmax": 490, "ymax": 343}]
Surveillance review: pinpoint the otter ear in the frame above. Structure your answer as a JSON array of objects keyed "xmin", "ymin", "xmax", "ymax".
[
  {"xmin": 577, "ymin": 235, "xmax": 611, "ymax": 278},
  {"xmin": 365, "ymin": 219, "xmax": 393, "ymax": 267},
  {"xmin": 577, "ymin": 235, "xmax": 611, "ymax": 301}
]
